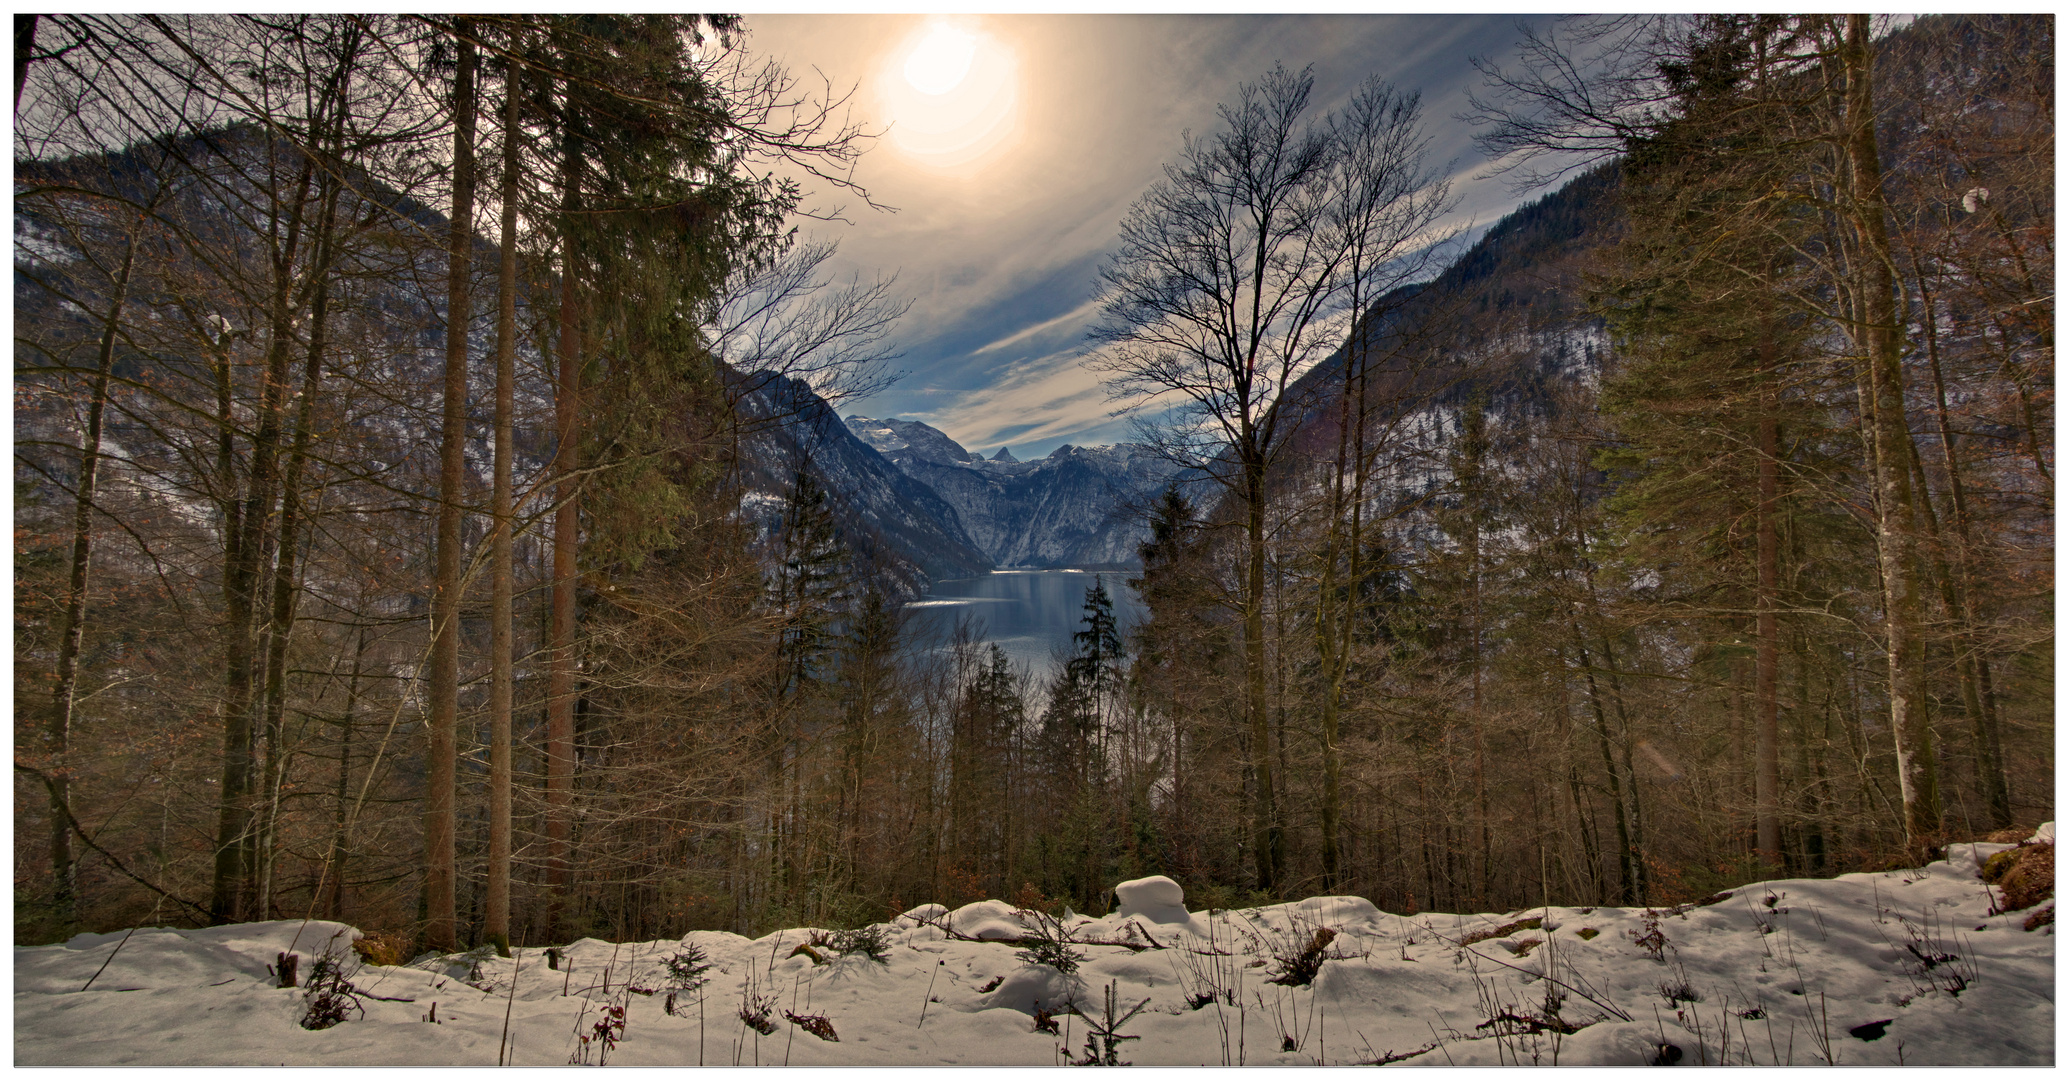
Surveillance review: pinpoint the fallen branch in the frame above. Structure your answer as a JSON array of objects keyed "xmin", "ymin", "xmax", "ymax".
[
  {"xmin": 16, "ymin": 762, "xmax": 212, "ymax": 922},
  {"xmin": 79, "ymin": 926, "xmax": 138, "ymax": 992},
  {"xmin": 1462, "ymin": 945, "xmax": 1632, "ymax": 1022}
]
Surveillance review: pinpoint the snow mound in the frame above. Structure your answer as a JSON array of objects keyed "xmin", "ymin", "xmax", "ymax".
[
  {"xmin": 947, "ymin": 900, "xmax": 1030, "ymax": 940},
  {"xmin": 15, "ymin": 854, "xmax": 2056, "ymax": 1066},
  {"xmin": 1113, "ymin": 875, "xmax": 1188, "ymax": 924},
  {"xmin": 972, "ymin": 963, "xmax": 1079, "ymax": 1015}
]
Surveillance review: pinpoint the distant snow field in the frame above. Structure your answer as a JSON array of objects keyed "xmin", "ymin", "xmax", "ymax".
[{"xmin": 16, "ymin": 828, "xmax": 2054, "ymax": 1066}]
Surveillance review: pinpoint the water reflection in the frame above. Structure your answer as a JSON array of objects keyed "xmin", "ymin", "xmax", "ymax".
[{"xmin": 906, "ymin": 569, "xmax": 1146, "ymax": 676}]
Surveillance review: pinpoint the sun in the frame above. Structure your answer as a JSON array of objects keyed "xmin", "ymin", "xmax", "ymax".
[
  {"xmin": 881, "ymin": 18, "xmax": 1018, "ymax": 169},
  {"xmin": 904, "ymin": 24, "xmax": 978, "ymax": 95}
]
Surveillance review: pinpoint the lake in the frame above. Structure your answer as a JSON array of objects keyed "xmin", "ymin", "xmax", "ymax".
[{"xmin": 906, "ymin": 569, "xmax": 1147, "ymax": 677}]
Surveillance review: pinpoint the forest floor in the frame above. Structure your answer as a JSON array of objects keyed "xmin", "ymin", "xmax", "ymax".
[{"xmin": 16, "ymin": 826, "xmax": 2054, "ymax": 1067}]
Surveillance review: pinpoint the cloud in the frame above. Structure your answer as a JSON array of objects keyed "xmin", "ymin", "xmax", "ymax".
[
  {"xmin": 908, "ymin": 346, "xmax": 1125, "ymax": 453},
  {"xmin": 744, "ymin": 14, "xmax": 1553, "ymax": 457},
  {"xmin": 970, "ymin": 296, "xmax": 1103, "ymax": 356}
]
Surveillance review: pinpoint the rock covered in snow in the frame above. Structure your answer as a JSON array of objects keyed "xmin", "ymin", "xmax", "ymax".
[{"xmin": 1113, "ymin": 875, "xmax": 1186, "ymax": 922}]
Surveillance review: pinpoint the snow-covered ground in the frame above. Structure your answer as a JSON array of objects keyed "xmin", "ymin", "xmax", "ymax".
[{"xmin": 16, "ymin": 828, "xmax": 2054, "ymax": 1066}]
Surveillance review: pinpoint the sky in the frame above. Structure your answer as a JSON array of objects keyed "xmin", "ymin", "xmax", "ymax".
[{"xmin": 740, "ymin": 14, "xmax": 1552, "ymax": 460}]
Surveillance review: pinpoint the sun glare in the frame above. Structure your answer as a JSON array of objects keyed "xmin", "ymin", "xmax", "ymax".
[
  {"xmin": 904, "ymin": 25, "xmax": 977, "ymax": 95},
  {"xmin": 882, "ymin": 19, "xmax": 1018, "ymax": 170}
]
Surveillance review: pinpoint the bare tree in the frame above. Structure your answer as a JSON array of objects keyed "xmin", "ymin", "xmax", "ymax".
[{"xmin": 1090, "ymin": 64, "xmax": 1453, "ymax": 893}]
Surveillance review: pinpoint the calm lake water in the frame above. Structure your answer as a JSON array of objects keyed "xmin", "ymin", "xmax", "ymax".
[{"xmin": 907, "ymin": 569, "xmax": 1146, "ymax": 676}]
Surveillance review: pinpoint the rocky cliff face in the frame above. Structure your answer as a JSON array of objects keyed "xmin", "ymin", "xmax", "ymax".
[{"xmin": 846, "ymin": 416, "xmax": 1183, "ymax": 568}]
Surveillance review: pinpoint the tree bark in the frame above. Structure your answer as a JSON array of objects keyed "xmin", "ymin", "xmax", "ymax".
[
  {"xmin": 254, "ymin": 170, "xmax": 338, "ymax": 918},
  {"xmin": 45, "ymin": 218, "xmax": 139, "ymax": 931},
  {"xmin": 1840, "ymin": 13, "xmax": 1940, "ymax": 851},
  {"xmin": 15, "ymin": 14, "xmax": 37, "ymax": 113},
  {"xmin": 425, "ymin": 21, "xmax": 476, "ymax": 952},
  {"xmin": 1243, "ymin": 454, "xmax": 1280, "ymax": 893},
  {"xmin": 485, "ymin": 35, "xmax": 521, "ymax": 958},
  {"xmin": 325, "ymin": 627, "xmax": 368, "ymax": 921},
  {"xmin": 1315, "ymin": 343, "xmax": 1357, "ymax": 891},
  {"xmin": 545, "ymin": 117, "xmax": 583, "ymax": 937},
  {"xmin": 1907, "ymin": 243, "xmax": 2012, "ymax": 829},
  {"xmin": 1754, "ymin": 395, "xmax": 1782, "ymax": 869},
  {"xmin": 213, "ymin": 153, "xmax": 317, "ymax": 924}
]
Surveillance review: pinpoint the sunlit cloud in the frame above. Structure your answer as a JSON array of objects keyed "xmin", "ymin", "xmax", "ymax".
[
  {"xmin": 878, "ymin": 17, "xmax": 1019, "ymax": 169},
  {"xmin": 910, "ymin": 346, "xmax": 1122, "ymax": 454},
  {"xmin": 746, "ymin": 14, "xmax": 1558, "ymax": 458},
  {"xmin": 971, "ymin": 297, "xmax": 1102, "ymax": 356}
]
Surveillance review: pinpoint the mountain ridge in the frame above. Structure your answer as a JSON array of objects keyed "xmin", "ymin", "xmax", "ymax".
[{"xmin": 845, "ymin": 415, "xmax": 1184, "ymax": 569}]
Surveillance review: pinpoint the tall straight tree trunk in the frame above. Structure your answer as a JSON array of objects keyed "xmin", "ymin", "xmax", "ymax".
[
  {"xmin": 44, "ymin": 220, "xmax": 139, "ymax": 930},
  {"xmin": 1596, "ymin": 634, "xmax": 1649, "ymax": 903},
  {"xmin": 485, "ymin": 39, "xmax": 521, "ymax": 957},
  {"xmin": 1316, "ymin": 331, "xmax": 1365, "ymax": 891},
  {"xmin": 214, "ymin": 154, "xmax": 317, "ymax": 924},
  {"xmin": 426, "ymin": 23, "xmax": 477, "ymax": 952},
  {"xmin": 1907, "ymin": 245, "xmax": 2012, "ymax": 828},
  {"xmin": 1840, "ymin": 13, "xmax": 1940, "ymax": 850},
  {"xmin": 1755, "ymin": 400, "xmax": 1782, "ymax": 868},
  {"xmin": 1242, "ymin": 453, "xmax": 1280, "ymax": 893},
  {"xmin": 252, "ymin": 25, "xmax": 356, "ymax": 923},
  {"xmin": 254, "ymin": 187, "xmax": 337, "ymax": 918},
  {"xmin": 326, "ymin": 627, "xmax": 368, "ymax": 921},
  {"xmin": 545, "ymin": 124, "xmax": 584, "ymax": 935},
  {"xmin": 1570, "ymin": 619, "xmax": 1638, "ymax": 905}
]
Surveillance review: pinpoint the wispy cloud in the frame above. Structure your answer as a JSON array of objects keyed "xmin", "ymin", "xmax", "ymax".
[
  {"xmin": 971, "ymin": 296, "xmax": 1103, "ymax": 356},
  {"xmin": 910, "ymin": 346, "xmax": 1126, "ymax": 453},
  {"xmin": 747, "ymin": 14, "xmax": 1554, "ymax": 458}
]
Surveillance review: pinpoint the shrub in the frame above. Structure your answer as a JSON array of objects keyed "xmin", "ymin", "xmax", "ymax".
[
  {"xmin": 1014, "ymin": 908, "xmax": 1087, "ymax": 974},
  {"xmin": 1983, "ymin": 843, "xmax": 2054, "ymax": 913},
  {"xmin": 828, "ymin": 925, "xmax": 892, "ymax": 963},
  {"xmin": 1629, "ymin": 911, "xmax": 1669, "ymax": 962},
  {"xmin": 664, "ymin": 942, "xmax": 713, "ymax": 991},
  {"xmin": 1010, "ymin": 881, "xmax": 1064, "ymax": 916},
  {"xmin": 300, "ymin": 950, "xmax": 365, "ymax": 1031},
  {"xmin": 1267, "ymin": 926, "xmax": 1338, "ymax": 987},
  {"xmin": 350, "ymin": 930, "xmax": 408, "ymax": 967}
]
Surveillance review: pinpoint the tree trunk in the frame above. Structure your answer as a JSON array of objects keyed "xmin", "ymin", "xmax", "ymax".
[
  {"xmin": 15, "ymin": 14, "xmax": 37, "ymax": 112},
  {"xmin": 1243, "ymin": 453, "xmax": 1280, "ymax": 893},
  {"xmin": 1907, "ymin": 244, "xmax": 2012, "ymax": 829},
  {"xmin": 1316, "ymin": 352, "xmax": 1355, "ymax": 890},
  {"xmin": 485, "ymin": 38, "xmax": 521, "ymax": 957},
  {"xmin": 253, "ymin": 192, "xmax": 336, "ymax": 919},
  {"xmin": 1755, "ymin": 402, "xmax": 1782, "ymax": 868},
  {"xmin": 325, "ymin": 627, "xmax": 368, "ymax": 921},
  {"xmin": 1841, "ymin": 13, "xmax": 1940, "ymax": 850},
  {"xmin": 45, "ymin": 221, "xmax": 139, "ymax": 930},
  {"xmin": 213, "ymin": 154, "xmax": 317, "ymax": 924},
  {"xmin": 545, "ymin": 122, "xmax": 583, "ymax": 937},
  {"xmin": 1572, "ymin": 629, "xmax": 1634, "ymax": 905},
  {"xmin": 425, "ymin": 23, "xmax": 476, "ymax": 952}
]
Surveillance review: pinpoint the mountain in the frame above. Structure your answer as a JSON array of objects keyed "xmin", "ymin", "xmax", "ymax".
[
  {"xmin": 846, "ymin": 417, "xmax": 1184, "ymax": 568},
  {"xmin": 733, "ymin": 376, "xmax": 993, "ymax": 589}
]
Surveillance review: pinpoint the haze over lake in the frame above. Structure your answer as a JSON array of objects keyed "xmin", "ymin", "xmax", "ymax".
[{"xmin": 907, "ymin": 569, "xmax": 1146, "ymax": 675}]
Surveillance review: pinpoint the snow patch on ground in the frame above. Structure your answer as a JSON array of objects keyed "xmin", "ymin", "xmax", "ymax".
[{"xmin": 16, "ymin": 831, "xmax": 2056, "ymax": 1066}]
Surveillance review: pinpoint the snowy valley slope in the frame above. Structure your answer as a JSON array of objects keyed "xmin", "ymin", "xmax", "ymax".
[{"xmin": 16, "ymin": 828, "xmax": 2054, "ymax": 1066}]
